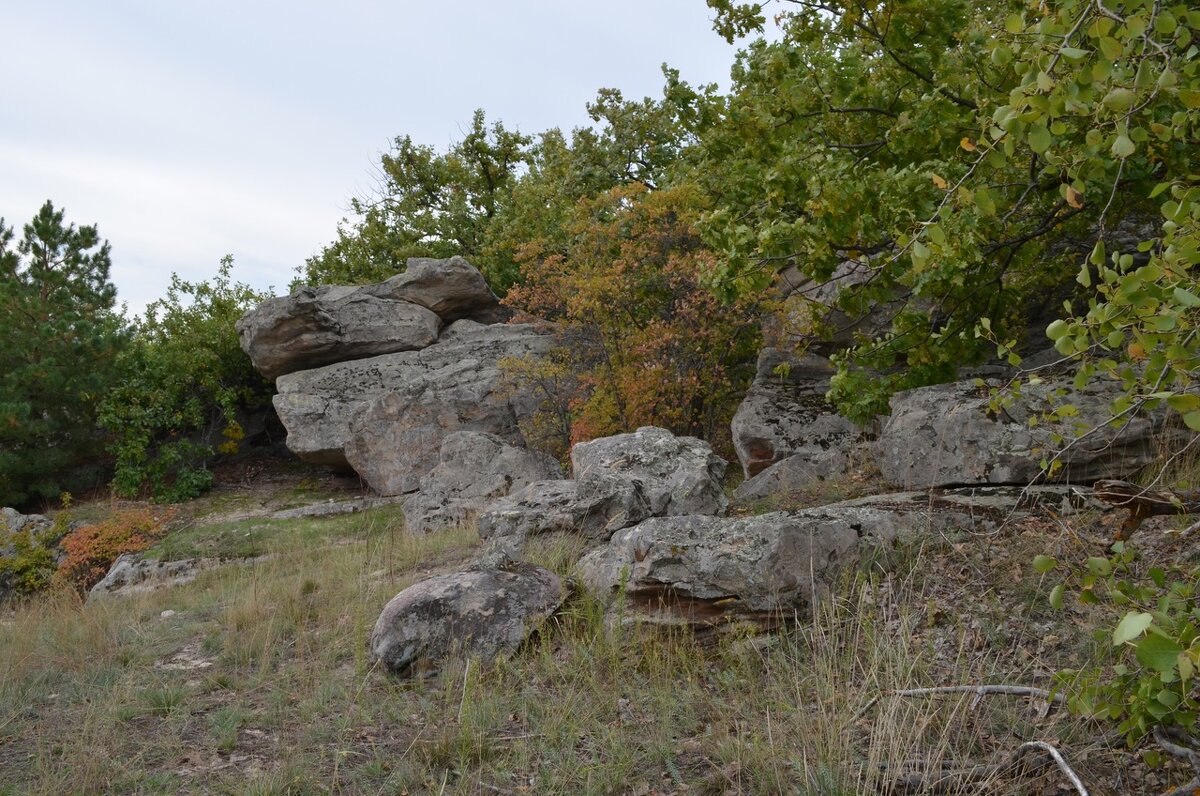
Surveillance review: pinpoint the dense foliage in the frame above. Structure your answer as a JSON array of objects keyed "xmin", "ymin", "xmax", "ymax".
[
  {"xmin": 704, "ymin": 0, "xmax": 1199, "ymax": 747},
  {"xmin": 0, "ymin": 202, "xmax": 126, "ymax": 507},
  {"xmin": 506, "ymin": 183, "xmax": 760, "ymax": 454},
  {"xmin": 699, "ymin": 0, "xmax": 1199, "ymax": 425},
  {"xmin": 98, "ymin": 258, "xmax": 272, "ymax": 502}
]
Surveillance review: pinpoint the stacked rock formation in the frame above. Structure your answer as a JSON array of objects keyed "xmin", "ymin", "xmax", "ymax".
[{"xmin": 237, "ymin": 257, "xmax": 554, "ymax": 495}]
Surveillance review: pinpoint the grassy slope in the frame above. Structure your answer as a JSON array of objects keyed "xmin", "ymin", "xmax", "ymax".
[{"xmin": 1, "ymin": 485, "xmax": 1196, "ymax": 794}]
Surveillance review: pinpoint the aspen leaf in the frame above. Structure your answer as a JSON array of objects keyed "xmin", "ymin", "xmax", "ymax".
[
  {"xmin": 1111, "ymin": 135, "xmax": 1135, "ymax": 158},
  {"xmin": 1127, "ymin": 342, "xmax": 1147, "ymax": 360},
  {"xmin": 1113, "ymin": 612, "xmax": 1153, "ymax": 646},
  {"xmin": 1102, "ymin": 87, "xmax": 1136, "ymax": 113},
  {"xmin": 931, "ymin": 173, "xmax": 948, "ymax": 190},
  {"xmin": 1028, "ymin": 125, "xmax": 1052, "ymax": 154},
  {"xmin": 1173, "ymin": 287, "xmax": 1200, "ymax": 307},
  {"xmin": 1098, "ymin": 36, "xmax": 1123, "ymax": 60},
  {"xmin": 1033, "ymin": 555, "xmax": 1058, "ymax": 573},
  {"xmin": 960, "ymin": 137, "xmax": 976, "ymax": 151},
  {"xmin": 1065, "ymin": 185, "xmax": 1084, "ymax": 208}
]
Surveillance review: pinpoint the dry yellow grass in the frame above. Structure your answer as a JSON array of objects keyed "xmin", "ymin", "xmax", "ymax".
[{"xmin": 0, "ymin": 497, "xmax": 1180, "ymax": 795}]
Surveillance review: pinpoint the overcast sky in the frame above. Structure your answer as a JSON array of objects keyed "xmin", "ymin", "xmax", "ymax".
[{"xmin": 1, "ymin": 1, "xmax": 752, "ymax": 317}]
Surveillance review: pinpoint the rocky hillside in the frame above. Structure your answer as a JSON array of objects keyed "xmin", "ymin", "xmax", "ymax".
[{"xmin": 2, "ymin": 256, "xmax": 1198, "ymax": 794}]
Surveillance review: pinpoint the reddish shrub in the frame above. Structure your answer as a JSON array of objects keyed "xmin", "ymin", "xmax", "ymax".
[{"xmin": 54, "ymin": 508, "xmax": 173, "ymax": 593}]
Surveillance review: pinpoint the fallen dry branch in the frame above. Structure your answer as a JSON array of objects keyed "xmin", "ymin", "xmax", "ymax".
[
  {"xmin": 1154, "ymin": 725, "xmax": 1200, "ymax": 795},
  {"xmin": 851, "ymin": 683, "xmax": 1063, "ymax": 725},
  {"xmin": 1092, "ymin": 480, "xmax": 1200, "ymax": 540},
  {"xmin": 883, "ymin": 740, "xmax": 1089, "ymax": 795}
]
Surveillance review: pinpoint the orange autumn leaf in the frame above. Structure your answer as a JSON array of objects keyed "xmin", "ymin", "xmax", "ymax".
[
  {"xmin": 931, "ymin": 173, "xmax": 949, "ymax": 190},
  {"xmin": 960, "ymin": 137, "xmax": 977, "ymax": 151}
]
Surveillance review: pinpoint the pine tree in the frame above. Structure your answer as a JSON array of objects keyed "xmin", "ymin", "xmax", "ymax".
[{"xmin": 0, "ymin": 201, "xmax": 125, "ymax": 507}]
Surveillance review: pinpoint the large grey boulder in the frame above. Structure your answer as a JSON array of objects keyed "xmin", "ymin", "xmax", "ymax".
[
  {"xmin": 403, "ymin": 432, "xmax": 563, "ymax": 534},
  {"xmin": 378, "ymin": 256, "xmax": 508, "ymax": 323},
  {"xmin": 273, "ymin": 320, "xmax": 555, "ymax": 469},
  {"xmin": 570, "ymin": 426, "xmax": 728, "ymax": 517},
  {"xmin": 876, "ymin": 376, "xmax": 1170, "ymax": 489},
  {"xmin": 369, "ymin": 565, "xmax": 566, "ymax": 677},
  {"xmin": 577, "ymin": 512, "xmax": 860, "ymax": 626},
  {"xmin": 477, "ymin": 474, "xmax": 652, "ymax": 545},
  {"xmin": 730, "ymin": 350, "xmax": 861, "ymax": 480},
  {"xmin": 578, "ymin": 486, "xmax": 1088, "ymax": 626},
  {"xmin": 236, "ymin": 285, "xmax": 442, "ymax": 381}
]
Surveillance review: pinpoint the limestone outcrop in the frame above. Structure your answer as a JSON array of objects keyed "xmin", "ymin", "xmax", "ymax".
[
  {"xmin": 475, "ymin": 426, "xmax": 726, "ymax": 545},
  {"xmin": 402, "ymin": 432, "xmax": 563, "ymax": 535},
  {"xmin": 273, "ymin": 320, "xmax": 555, "ymax": 471},
  {"xmin": 875, "ymin": 375, "xmax": 1174, "ymax": 489},
  {"xmin": 237, "ymin": 256, "xmax": 509, "ymax": 382},
  {"xmin": 577, "ymin": 486, "xmax": 1097, "ymax": 627}
]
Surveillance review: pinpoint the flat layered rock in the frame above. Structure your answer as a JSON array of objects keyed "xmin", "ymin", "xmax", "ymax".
[
  {"xmin": 577, "ymin": 512, "xmax": 860, "ymax": 627},
  {"xmin": 875, "ymin": 376, "xmax": 1175, "ymax": 489},
  {"xmin": 579, "ymin": 486, "xmax": 1090, "ymax": 627},
  {"xmin": 236, "ymin": 285, "xmax": 441, "ymax": 381},
  {"xmin": 477, "ymin": 474, "xmax": 652, "ymax": 545},
  {"xmin": 273, "ymin": 320, "xmax": 555, "ymax": 469},
  {"xmin": 733, "ymin": 449, "xmax": 854, "ymax": 502}
]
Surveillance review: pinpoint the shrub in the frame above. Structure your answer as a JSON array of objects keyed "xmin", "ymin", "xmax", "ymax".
[
  {"xmin": 54, "ymin": 508, "xmax": 172, "ymax": 593},
  {"xmin": 98, "ymin": 257, "xmax": 271, "ymax": 502},
  {"xmin": 504, "ymin": 183, "xmax": 760, "ymax": 455},
  {"xmin": 0, "ymin": 499, "xmax": 75, "ymax": 599}
]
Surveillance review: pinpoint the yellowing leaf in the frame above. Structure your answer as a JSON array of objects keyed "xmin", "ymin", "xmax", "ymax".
[
  {"xmin": 1065, "ymin": 185, "xmax": 1084, "ymax": 209},
  {"xmin": 960, "ymin": 137, "xmax": 976, "ymax": 151},
  {"xmin": 1111, "ymin": 134, "xmax": 1136, "ymax": 159},
  {"xmin": 1102, "ymin": 87, "xmax": 1136, "ymax": 113},
  {"xmin": 1128, "ymin": 342, "xmax": 1147, "ymax": 360},
  {"xmin": 931, "ymin": 173, "xmax": 948, "ymax": 190},
  {"xmin": 1113, "ymin": 612, "xmax": 1153, "ymax": 646}
]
